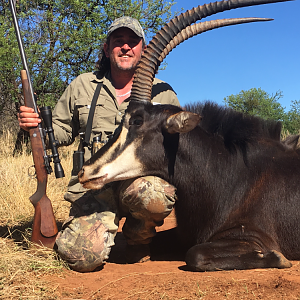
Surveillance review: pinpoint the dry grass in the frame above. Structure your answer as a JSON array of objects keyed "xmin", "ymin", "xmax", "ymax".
[
  {"xmin": 0, "ymin": 238, "xmax": 68, "ymax": 299},
  {"xmin": 0, "ymin": 128, "xmax": 74, "ymax": 299},
  {"xmin": 0, "ymin": 128, "xmax": 74, "ymax": 228}
]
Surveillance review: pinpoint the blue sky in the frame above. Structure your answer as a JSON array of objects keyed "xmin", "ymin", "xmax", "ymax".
[{"xmin": 155, "ymin": 0, "xmax": 299, "ymax": 111}]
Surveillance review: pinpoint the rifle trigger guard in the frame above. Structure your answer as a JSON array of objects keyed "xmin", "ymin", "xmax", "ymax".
[{"xmin": 28, "ymin": 165, "xmax": 36, "ymax": 179}]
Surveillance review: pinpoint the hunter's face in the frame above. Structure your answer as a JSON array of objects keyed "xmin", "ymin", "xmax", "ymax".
[{"xmin": 104, "ymin": 27, "xmax": 144, "ymax": 73}]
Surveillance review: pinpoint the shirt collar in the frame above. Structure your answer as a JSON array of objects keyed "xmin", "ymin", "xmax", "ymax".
[
  {"xmin": 92, "ymin": 70, "xmax": 131, "ymax": 104},
  {"xmin": 93, "ymin": 70, "xmax": 115, "ymax": 92}
]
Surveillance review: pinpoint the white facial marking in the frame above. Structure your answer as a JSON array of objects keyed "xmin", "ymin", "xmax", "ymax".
[
  {"xmin": 119, "ymin": 126, "xmax": 128, "ymax": 147},
  {"xmin": 100, "ymin": 142, "xmax": 143, "ymax": 182},
  {"xmin": 79, "ymin": 121, "xmax": 144, "ymax": 189}
]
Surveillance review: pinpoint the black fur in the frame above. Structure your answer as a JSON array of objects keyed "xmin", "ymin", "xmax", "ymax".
[{"xmin": 125, "ymin": 100, "xmax": 300, "ymax": 270}]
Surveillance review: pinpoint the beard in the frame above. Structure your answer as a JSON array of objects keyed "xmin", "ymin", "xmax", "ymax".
[{"xmin": 110, "ymin": 54, "xmax": 141, "ymax": 73}]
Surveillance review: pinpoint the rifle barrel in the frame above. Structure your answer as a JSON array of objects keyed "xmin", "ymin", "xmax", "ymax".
[{"xmin": 8, "ymin": 0, "xmax": 37, "ymax": 114}]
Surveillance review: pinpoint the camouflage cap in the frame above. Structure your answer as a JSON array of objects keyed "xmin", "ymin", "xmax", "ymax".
[{"xmin": 107, "ymin": 16, "xmax": 146, "ymax": 44}]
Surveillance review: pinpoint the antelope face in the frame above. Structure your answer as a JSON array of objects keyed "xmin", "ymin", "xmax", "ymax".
[
  {"xmin": 78, "ymin": 100, "xmax": 201, "ymax": 190},
  {"xmin": 78, "ymin": 101, "xmax": 163, "ymax": 190}
]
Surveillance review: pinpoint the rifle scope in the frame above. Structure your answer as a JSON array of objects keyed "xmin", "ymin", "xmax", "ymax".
[{"xmin": 40, "ymin": 106, "xmax": 65, "ymax": 178}]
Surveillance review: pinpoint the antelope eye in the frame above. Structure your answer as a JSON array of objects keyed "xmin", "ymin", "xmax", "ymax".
[{"xmin": 129, "ymin": 117, "xmax": 143, "ymax": 126}]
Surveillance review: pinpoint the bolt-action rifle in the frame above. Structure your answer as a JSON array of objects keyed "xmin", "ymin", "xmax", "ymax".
[{"xmin": 9, "ymin": 0, "xmax": 64, "ymax": 248}]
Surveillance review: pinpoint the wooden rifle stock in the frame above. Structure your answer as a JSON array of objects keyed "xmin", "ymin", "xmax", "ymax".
[{"xmin": 20, "ymin": 70, "xmax": 58, "ymax": 248}]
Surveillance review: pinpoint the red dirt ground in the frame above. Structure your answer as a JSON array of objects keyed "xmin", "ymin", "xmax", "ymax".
[{"xmin": 44, "ymin": 213, "xmax": 300, "ymax": 299}]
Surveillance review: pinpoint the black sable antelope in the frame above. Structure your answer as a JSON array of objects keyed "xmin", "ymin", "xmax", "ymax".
[{"xmin": 79, "ymin": 0, "xmax": 299, "ymax": 271}]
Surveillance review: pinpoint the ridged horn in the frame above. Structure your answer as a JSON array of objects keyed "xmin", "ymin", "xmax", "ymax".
[
  {"xmin": 130, "ymin": 0, "xmax": 291, "ymax": 102},
  {"xmin": 158, "ymin": 17, "xmax": 272, "ymax": 62}
]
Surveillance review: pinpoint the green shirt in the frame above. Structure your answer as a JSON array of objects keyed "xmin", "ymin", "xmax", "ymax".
[{"xmin": 52, "ymin": 70, "xmax": 180, "ymax": 194}]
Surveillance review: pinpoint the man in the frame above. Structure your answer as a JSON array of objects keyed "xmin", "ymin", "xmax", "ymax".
[{"xmin": 18, "ymin": 16, "xmax": 179, "ymax": 272}]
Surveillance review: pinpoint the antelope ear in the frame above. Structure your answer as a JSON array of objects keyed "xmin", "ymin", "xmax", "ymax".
[{"xmin": 166, "ymin": 111, "xmax": 202, "ymax": 134}]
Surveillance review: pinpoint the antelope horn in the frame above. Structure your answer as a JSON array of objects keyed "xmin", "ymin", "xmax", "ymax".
[
  {"xmin": 130, "ymin": 0, "xmax": 291, "ymax": 102},
  {"xmin": 158, "ymin": 17, "xmax": 272, "ymax": 62}
]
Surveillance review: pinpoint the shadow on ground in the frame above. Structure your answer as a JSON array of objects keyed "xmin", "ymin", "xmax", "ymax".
[
  {"xmin": 0, "ymin": 219, "xmax": 186, "ymax": 264},
  {"xmin": 108, "ymin": 228, "xmax": 187, "ymax": 264},
  {"xmin": 0, "ymin": 220, "xmax": 65, "ymax": 245}
]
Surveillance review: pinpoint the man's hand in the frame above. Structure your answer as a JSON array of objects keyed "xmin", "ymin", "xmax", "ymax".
[{"xmin": 18, "ymin": 106, "xmax": 41, "ymax": 131}]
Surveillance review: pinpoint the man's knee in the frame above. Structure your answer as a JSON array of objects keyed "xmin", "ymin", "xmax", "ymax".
[
  {"xmin": 66, "ymin": 188, "xmax": 117, "ymax": 218},
  {"xmin": 55, "ymin": 212, "xmax": 118, "ymax": 272},
  {"xmin": 120, "ymin": 176, "xmax": 177, "ymax": 217}
]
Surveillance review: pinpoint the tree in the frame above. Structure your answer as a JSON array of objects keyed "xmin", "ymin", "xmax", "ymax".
[
  {"xmin": 223, "ymin": 88, "xmax": 300, "ymax": 135},
  {"xmin": 0, "ymin": 0, "xmax": 176, "ymax": 129},
  {"xmin": 223, "ymin": 88, "xmax": 286, "ymax": 122},
  {"xmin": 284, "ymin": 100, "xmax": 300, "ymax": 134},
  {"xmin": 0, "ymin": 8, "xmax": 22, "ymax": 126}
]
